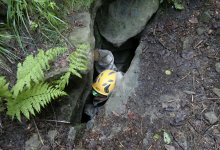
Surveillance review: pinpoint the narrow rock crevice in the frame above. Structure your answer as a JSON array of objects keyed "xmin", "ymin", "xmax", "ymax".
[{"xmin": 80, "ymin": 0, "xmax": 159, "ymax": 123}]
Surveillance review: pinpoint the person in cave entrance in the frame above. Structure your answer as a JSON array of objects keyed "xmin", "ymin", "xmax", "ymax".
[{"xmin": 82, "ymin": 49, "xmax": 123, "ymax": 127}]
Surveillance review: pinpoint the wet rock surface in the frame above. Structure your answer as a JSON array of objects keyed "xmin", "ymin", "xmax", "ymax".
[{"xmin": 96, "ymin": 0, "xmax": 159, "ymax": 46}]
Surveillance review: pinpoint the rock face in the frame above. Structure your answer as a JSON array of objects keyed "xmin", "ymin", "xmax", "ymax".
[
  {"xmin": 204, "ymin": 112, "xmax": 218, "ymax": 124},
  {"xmin": 96, "ymin": 0, "xmax": 159, "ymax": 47},
  {"xmin": 104, "ymin": 42, "xmax": 143, "ymax": 116},
  {"xmin": 46, "ymin": 12, "xmax": 95, "ymax": 124},
  {"xmin": 25, "ymin": 134, "xmax": 42, "ymax": 150},
  {"xmin": 68, "ymin": 12, "xmax": 95, "ymax": 47}
]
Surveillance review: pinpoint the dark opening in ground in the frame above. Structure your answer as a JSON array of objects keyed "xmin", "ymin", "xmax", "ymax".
[
  {"xmin": 80, "ymin": 0, "xmax": 142, "ymax": 123},
  {"xmin": 98, "ymin": 34, "xmax": 140, "ymax": 73},
  {"xmin": 81, "ymin": 30, "xmax": 140, "ymax": 124}
]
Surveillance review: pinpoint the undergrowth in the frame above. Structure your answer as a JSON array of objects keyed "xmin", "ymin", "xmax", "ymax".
[
  {"xmin": 0, "ymin": 44, "xmax": 89, "ymax": 121},
  {"xmin": 0, "ymin": 0, "xmax": 94, "ymax": 72},
  {"xmin": 67, "ymin": 0, "xmax": 94, "ymax": 11}
]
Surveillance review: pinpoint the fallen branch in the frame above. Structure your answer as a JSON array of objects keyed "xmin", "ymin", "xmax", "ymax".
[
  {"xmin": 33, "ymin": 119, "xmax": 44, "ymax": 145},
  {"xmin": 42, "ymin": 119, "xmax": 71, "ymax": 124}
]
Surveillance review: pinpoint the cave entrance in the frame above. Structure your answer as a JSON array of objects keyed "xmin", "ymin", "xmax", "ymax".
[{"xmin": 80, "ymin": 18, "xmax": 140, "ymax": 124}]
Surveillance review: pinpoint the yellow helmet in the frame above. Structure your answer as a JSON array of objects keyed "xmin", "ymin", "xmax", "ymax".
[{"xmin": 92, "ymin": 70, "xmax": 117, "ymax": 96}]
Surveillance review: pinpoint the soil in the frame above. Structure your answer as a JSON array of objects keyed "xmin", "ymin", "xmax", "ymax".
[{"xmin": 1, "ymin": 0, "xmax": 220, "ymax": 149}]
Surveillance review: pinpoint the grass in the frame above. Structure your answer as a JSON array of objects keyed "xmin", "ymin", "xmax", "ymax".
[
  {"xmin": 70, "ymin": 0, "xmax": 94, "ymax": 10},
  {"xmin": 0, "ymin": 0, "xmax": 67, "ymax": 52},
  {"xmin": 0, "ymin": 0, "xmax": 94, "ymax": 64}
]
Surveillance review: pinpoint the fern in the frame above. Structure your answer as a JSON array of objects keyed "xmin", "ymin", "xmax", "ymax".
[
  {"xmin": 0, "ymin": 76, "xmax": 11, "ymax": 113},
  {"xmin": 68, "ymin": 44, "xmax": 89, "ymax": 77},
  {"xmin": 12, "ymin": 47, "xmax": 67, "ymax": 97},
  {"xmin": 0, "ymin": 76, "xmax": 11, "ymax": 98},
  {"xmin": 0, "ymin": 76, "xmax": 12, "ymax": 98},
  {"xmin": 55, "ymin": 72, "xmax": 71, "ymax": 90},
  {"xmin": 55, "ymin": 44, "xmax": 89, "ymax": 90},
  {"xmin": 0, "ymin": 45, "xmax": 89, "ymax": 121},
  {"xmin": 7, "ymin": 83, "xmax": 67, "ymax": 121}
]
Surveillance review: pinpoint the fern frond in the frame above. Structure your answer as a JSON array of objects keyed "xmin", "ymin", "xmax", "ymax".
[
  {"xmin": 68, "ymin": 44, "xmax": 89, "ymax": 77},
  {"xmin": 45, "ymin": 47, "xmax": 67, "ymax": 60},
  {"xmin": 0, "ymin": 76, "xmax": 12, "ymax": 98},
  {"xmin": 55, "ymin": 72, "xmax": 71, "ymax": 90},
  {"xmin": 7, "ymin": 83, "xmax": 67, "ymax": 121},
  {"xmin": 12, "ymin": 47, "xmax": 67, "ymax": 97}
]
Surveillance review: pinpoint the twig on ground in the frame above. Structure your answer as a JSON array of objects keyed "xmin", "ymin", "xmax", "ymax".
[
  {"xmin": 191, "ymin": 95, "xmax": 194, "ymax": 103},
  {"xmin": 170, "ymin": 132, "xmax": 184, "ymax": 150},
  {"xmin": 207, "ymin": 97, "xmax": 220, "ymax": 100},
  {"xmin": 192, "ymin": 70, "xmax": 195, "ymax": 90},
  {"xmin": 207, "ymin": 56, "xmax": 220, "ymax": 60},
  {"xmin": 33, "ymin": 119, "xmax": 44, "ymax": 145},
  {"xmin": 0, "ymin": 117, "xmax": 3, "ymax": 129},
  {"xmin": 140, "ymin": 117, "xmax": 143, "ymax": 135},
  {"xmin": 43, "ymin": 120, "xmax": 71, "ymax": 124},
  {"xmin": 147, "ymin": 145, "xmax": 152, "ymax": 150},
  {"xmin": 157, "ymin": 38, "xmax": 171, "ymax": 51},
  {"xmin": 50, "ymin": 103, "xmax": 58, "ymax": 127},
  {"xmin": 194, "ymin": 40, "xmax": 203, "ymax": 49},
  {"xmin": 119, "ymin": 141, "xmax": 125, "ymax": 148},
  {"xmin": 176, "ymin": 72, "xmax": 191, "ymax": 83},
  {"xmin": 55, "ymin": 141, "xmax": 63, "ymax": 148},
  {"xmin": 202, "ymin": 124, "xmax": 218, "ymax": 135},
  {"xmin": 187, "ymin": 120, "xmax": 200, "ymax": 135}
]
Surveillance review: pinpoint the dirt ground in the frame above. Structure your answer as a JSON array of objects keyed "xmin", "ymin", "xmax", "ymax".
[{"xmin": 1, "ymin": 0, "xmax": 220, "ymax": 149}]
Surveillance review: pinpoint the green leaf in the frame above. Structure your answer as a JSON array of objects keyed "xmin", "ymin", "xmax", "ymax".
[
  {"xmin": 153, "ymin": 133, "xmax": 161, "ymax": 141},
  {"xmin": 163, "ymin": 131, "xmax": 172, "ymax": 144},
  {"xmin": 55, "ymin": 72, "xmax": 71, "ymax": 90},
  {"xmin": 174, "ymin": 3, "xmax": 184, "ymax": 10},
  {"xmin": 12, "ymin": 47, "xmax": 67, "ymax": 97},
  {"xmin": 0, "ymin": 76, "xmax": 12, "ymax": 98},
  {"xmin": 68, "ymin": 44, "xmax": 89, "ymax": 78},
  {"xmin": 7, "ymin": 83, "xmax": 67, "ymax": 121},
  {"xmin": 172, "ymin": 0, "xmax": 184, "ymax": 10}
]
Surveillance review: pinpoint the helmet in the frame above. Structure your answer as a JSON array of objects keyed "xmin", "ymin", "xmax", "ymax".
[{"xmin": 92, "ymin": 70, "xmax": 116, "ymax": 96}]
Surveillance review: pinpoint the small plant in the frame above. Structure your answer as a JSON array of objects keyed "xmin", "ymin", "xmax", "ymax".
[
  {"xmin": 172, "ymin": 0, "xmax": 184, "ymax": 10},
  {"xmin": 0, "ymin": 32, "xmax": 18, "ymax": 72},
  {"xmin": 1, "ymin": 0, "xmax": 67, "ymax": 51},
  {"xmin": 166, "ymin": 0, "xmax": 184, "ymax": 10},
  {"xmin": 55, "ymin": 44, "xmax": 89, "ymax": 90},
  {"xmin": 0, "ymin": 44, "xmax": 89, "ymax": 121},
  {"xmin": 63, "ymin": 0, "xmax": 94, "ymax": 12},
  {"xmin": 71, "ymin": 0, "xmax": 94, "ymax": 10}
]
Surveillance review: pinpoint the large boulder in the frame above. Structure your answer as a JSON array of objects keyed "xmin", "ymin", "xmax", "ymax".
[{"xmin": 96, "ymin": 0, "xmax": 159, "ymax": 47}]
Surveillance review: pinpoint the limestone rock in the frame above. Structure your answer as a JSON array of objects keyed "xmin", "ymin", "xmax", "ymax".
[
  {"xmin": 164, "ymin": 145, "xmax": 175, "ymax": 150},
  {"xmin": 161, "ymin": 94, "xmax": 181, "ymax": 112},
  {"xmin": 175, "ymin": 132, "xmax": 188, "ymax": 150},
  {"xmin": 25, "ymin": 134, "xmax": 42, "ymax": 150},
  {"xmin": 108, "ymin": 125, "xmax": 122, "ymax": 139},
  {"xmin": 215, "ymin": 62, "xmax": 220, "ymax": 73},
  {"xmin": 104, "ymin": 43, "xmax": 143, "ymax": 116},
  {"xmin": 196, "ymin": 27, "xmax": 206, "ymax": 35},
  {"xmin": 68, "ymin": 127, "xmax": 76, "ymax": 142},
  {"xmin": 96, "ymin": 0, "xmax": 159, "ymax": 47},
  {"xmin": 212, "ymin": 87, "xmax": 220, "ymax": 97},
  {"xmin": 68, "ymin": 12, "xmax": 95, "ymax": 47},
  {"xmin": 199, "ymin": 11, "xmax": 212, "ymax": 23},
  {"xmin": 204, "ymin": 112, "xmax": 218, "ymax": 124},
  {"xmin": 47, "ymin": 130, "xmax": 58, "ymax": 143},
  {"xmin": 46, "ymin": 11, "xmax": 95, "ymax": 124}
]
